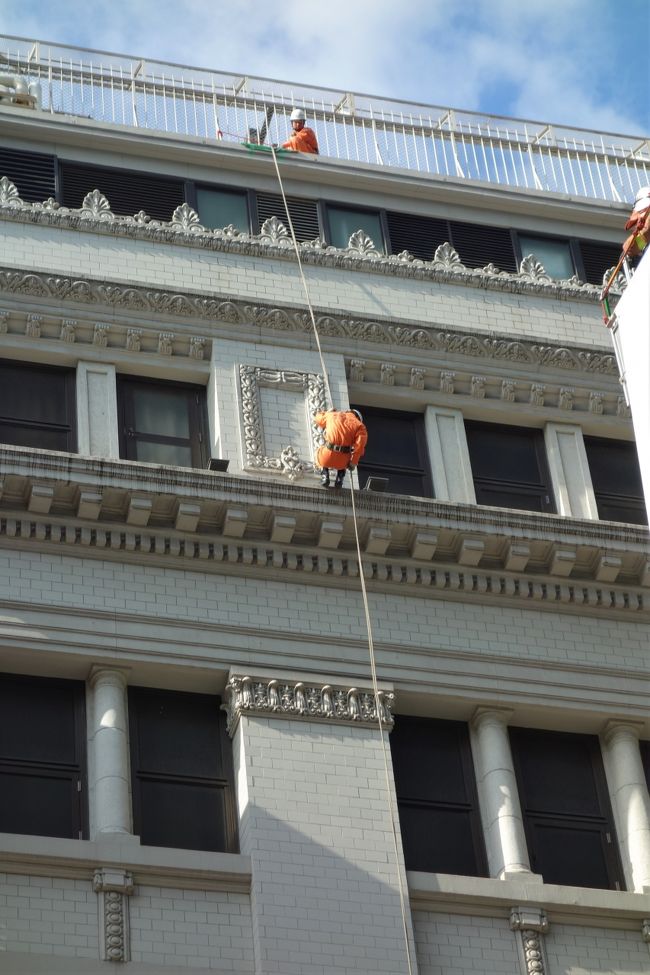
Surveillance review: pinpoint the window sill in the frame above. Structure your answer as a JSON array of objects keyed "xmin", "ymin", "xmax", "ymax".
[
  {"xmin": 408, "ymin": 870, "xmax": 650, "ymax": 927},
  {"xmin": 0, "ymin": 831, "xmax": 251, "ymax": 893}
]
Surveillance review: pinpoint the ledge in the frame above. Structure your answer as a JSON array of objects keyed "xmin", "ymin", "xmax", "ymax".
[
  {"xmin": 408, "ymin": 870, "xmax": 650, "ymax": 928},
  {"xmin": 0, "ymin": 831, "xmax": 251, "ymax": 893}
]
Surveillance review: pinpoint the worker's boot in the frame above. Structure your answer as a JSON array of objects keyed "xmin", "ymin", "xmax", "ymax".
[
  {"xmin": 320, "ymin": 470, "xmax": 330, "ymax": 488},
  {"xmin": 333, "ymin": 470, "xmax": 345, "ymax": 489}
]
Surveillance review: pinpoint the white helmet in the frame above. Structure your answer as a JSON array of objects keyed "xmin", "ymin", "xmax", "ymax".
[
  {"xmin": 633, "ymin": 185, "xmax": 650, "ymax": 212},
  {"xmin": 351, "ymin": 409, "xmax": 363, "ymax": 423},
  {"xmin": 290, "ymin": 108, "xmax": 306, "ymax": 122}
]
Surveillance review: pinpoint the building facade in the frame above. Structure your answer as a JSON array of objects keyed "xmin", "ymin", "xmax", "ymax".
[{"xmin": 0, "ymin": 37, "xmax": 650, "ymax": 975}]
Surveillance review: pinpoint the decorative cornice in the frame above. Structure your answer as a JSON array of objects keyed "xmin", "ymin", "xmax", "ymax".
[
  {"xmin": 223, "ymin": 674, "xmax": 394, "ymax": 735},
  {"xmin": 0, "ymin": 268, "xmax": 618, "ymax": 378},
  {"xmin": 0, "ymin": 177, "xmax": 620, "ymax": 304}
]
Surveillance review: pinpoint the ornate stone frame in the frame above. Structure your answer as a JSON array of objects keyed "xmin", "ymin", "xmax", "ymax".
[{"xmin": 238, "ymin": 365, "xmax": 327, "ymax": 481}]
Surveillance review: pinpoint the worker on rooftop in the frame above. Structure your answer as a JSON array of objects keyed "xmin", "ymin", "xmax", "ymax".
[
  {"xmin": 623, "ymin": 185, "xmax": 650, "ymax": 262},
  {"xmin": 282, "ymin": 108, "xmax": 319, "ymax": 155},
  {"xmin": 314, "ymin": 408, "xmax": 367, "ymax": 489}
]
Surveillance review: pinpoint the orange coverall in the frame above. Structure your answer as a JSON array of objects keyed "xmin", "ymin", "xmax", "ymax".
[
  {"xmin": 624, "ymin": 204, "xmax": 650, "ymax": 258},
  {"xmin": 282, "ymin": 126, "xmax": 319, "ymax": 154},
  {"xmin": 314, "ymin": 410, "xmax": 368, "ymax": 471}
]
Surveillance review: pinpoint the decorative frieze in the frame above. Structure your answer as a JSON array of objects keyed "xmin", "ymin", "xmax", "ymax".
[
  {"xmin": 93, "ymin": 868, "xmax": 133, "ymax": 963},
  {"xmin": 223, "ymin": 674, "xmax": 395, "ymax": 735},
  {"xmin": 558, "ymin": 387, "xmax": 574, "ymax": 410},
  {"xmin": 158, "ymin": 331, "xmax": 175, "ymax": 355},
  {"xmin": 440, "ymin": 371, "xmax": 455, "ymax": 394},
  {"xmin": 125, "ymin": 329, "xmax": 142, "ymax": 352},
  {"xmin": 25, "ymin": 314, "xmax": 41, "ymax": 338},
  {"xmin": 410, "ymin": 367, "xmax": 425, "ymax": 389},
  {"xmin": 501, "ymin": 378, "xmax": 517, "ymax": 402},
  {"xmin": 349, "ymin": 359, "xmax": 366, "ymax": 382},
  {"xmin": 93, "ymin": 322, "xmax": 110, "ymax": 346},
  {"xmin": 470, "ymin": 375, "xmax": 486, "ymax": 398},
  {"xmin": 380, "ymin": 362, "xmax": 396, "ymax": 385},
  {"xmin": 60, "ymin": 318, "xmax": 76, "ymax": 343},
  {"xmin": 189, "ymin": 336, "xmax": 206, "ymax": 360},
  {"xmin": 589, "ymin": 391, "xmax": 604, "ymax": 414}
]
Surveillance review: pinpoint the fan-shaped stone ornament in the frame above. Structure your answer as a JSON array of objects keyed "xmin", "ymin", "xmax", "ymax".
[
  {"xmin": 347, "ymin": 230, "xmax": 379, "ymax": 255},
  {"xmin": 81, "ymin": 190, "xmax": 115, "ymax": 221}
]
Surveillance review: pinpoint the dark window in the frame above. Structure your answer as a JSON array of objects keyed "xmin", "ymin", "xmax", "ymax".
[
  {"xmin": 118, "ymin": 376, "xmax": 207, "ymax": 469},
  {"xmin": 391, "ymin": 716, "xmax": 487, "ymax": 876},
  {"xmin": 196, "ymin": 186, "xmax": 250, "ymax": 232},
  {"xmin": 579, "ymin": 241, "xmax": 622, "ymax": 286},
  {"xmin": 0, "ymin": 146, "xmax": 57, "ymax": 202},
  {"xmin": 465, "ymin": 421, "xmax": 555, "ymax": 513},
  {"xmin": 59, "ymin": 161, "xmax": 185, "ymax": 220},
  {"xmin": 128, "ymin": 687, "xmax": 237, "ymax": 853},
  {"xmin": 510, "ymin": 728, "xmax": 623, "ymax": 890},
  {"xmin": 450, "ymin": 221, "xmax": 518, "ymax": 273},
  {"xmin": 0, "ymin": 359, "xmax": 76, "ymax": 452},
  {"xmin": 0, "ymin": 674, "xmax": 87, "ymax": 839},
  {"xmin": 355, "ymin": 407, "xmax": 433, "ymax": 498},
  {"xmin": 518, "ymin": 235, "xmax": 575, "ymax": 279},
  {"xmin": 584, "ymin": 437, "xmax": 647, "ymax": 525},
  {"xmin": 385, "ymin": 211, "xmax": 449, "ymax": 262},
  {"xmin": 327, "ymin": 205, "xmax": 385, "ymax": 252},
  {"xmin": 256, "ymin": 192, "xmax": 320, "ymax": 241}
]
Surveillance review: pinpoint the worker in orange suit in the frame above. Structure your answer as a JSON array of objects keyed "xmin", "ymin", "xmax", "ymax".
[
  {"xmin": 623, "ymin": 186, "xmax": 650, "ymax": 261},
  {"xmin": 282, "ymin": 108, "xmax": 319, "ymax": 154},
  {"xmin": 314, "ymin": 408, "xmax": 367, "ymax": 488}
]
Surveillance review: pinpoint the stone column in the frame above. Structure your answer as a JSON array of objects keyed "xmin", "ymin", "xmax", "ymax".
[
  {"xmin": 226, "ymin": 673, "xmax": 418, "ymax": 975},
  {"xmin": 424, "ymin": 405, "xmax": 476, "ymax": 503},
  {"xmin": 602, "ymin": 720, "xmax": 650, "ymax": 892},
  {"xmin": 470, "ymin": 707, "xmax": 533, "ymax": 879},
  {"xmin": 76, "ymin": 361, "xmax": 119, "ymax": 459},
  {"xmin": 543, "ymin": 422, "xmax": 598, "ymax": 518},
  {"xmin": 87, "ymin": 666, "xmax": 132, "ymax": 838}
]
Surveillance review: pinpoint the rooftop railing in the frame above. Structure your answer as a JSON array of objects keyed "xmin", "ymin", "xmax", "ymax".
[{"xmin": 2, "ymin": 34, "xmax": 649, "ymax": 204}]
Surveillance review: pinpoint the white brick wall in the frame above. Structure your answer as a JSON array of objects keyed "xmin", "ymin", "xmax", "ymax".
[
  {"xmin": 233, "ymin": 715, "xmax": 416, "ymax": 974},
  {"xmin": 545, "ymin": 923, "xmax": 650, "ymax": 974},
  {"xmin": 129, "ymin": 884, "xmax": 254, "ymax": 971},
  {"xmin": 1, "ymin": 221, "xmax": 606, "ymax": 350},
  {"xmin": 412, "ymin": 911, "xmax": 519, "ymax": 974},
  {"xmin": 0, "ymin": 873, "xmax": 99, "ymax": 960}
]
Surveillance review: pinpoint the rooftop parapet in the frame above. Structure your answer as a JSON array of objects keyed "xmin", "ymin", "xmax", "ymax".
[{"xmin": 1, "ymin": 33, "xmax": 649, "ymax": 204}]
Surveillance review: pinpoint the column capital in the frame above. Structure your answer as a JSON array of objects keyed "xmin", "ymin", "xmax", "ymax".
[
  {"xmin": 602, "ymin": 718, "xmax": 645, "ymax": 744},
  {"xmin": 471, "ymin": 705, "xmax": 514, "ymax": 731},
  {"xmin": 509, "ymin": 906, "xmax": 549, "ymax": 933},
  {"xmin": 88, "ymin": 665, "xmax": 130, "ymax": 689}
]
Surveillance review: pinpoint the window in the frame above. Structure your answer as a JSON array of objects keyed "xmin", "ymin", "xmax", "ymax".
[
  {"xmin": 584, "ymin": 437, "xmax": 647, "ymax": 526},
  {"xmin": 518, "ymin": 235, "xmax": 575, "ymax": 279},
  {"xmin": 196, "ymin": 186, "xmax": 250, "ymax": 232},
  {"xmin": 0, "ymin": 359, "xmax": 76, "ymax": 452},
  {"xmin": 256, "ymin": 192, "xmax": 320, "ymax": 241},
  {"xmin": 510, "ymin": 728, "xmax": 623, "ymax": 890},
  {"xmin": 465, "ymin": 421, "xmax": 555, "ymax": 513},
  {"xmin": 391, "ymin": 716, "xmax": 487, "ymax": 876},
  {"xmin": 0, "ymin": 146, "xmax": 56, "ymax": 202},
  {"xmin": 0, "ymin": 674, "xmax": 87, "ymax": 839},
  {"xmin": 355, "ymin": 407, "xmax": 433, "ymax": 498},
  {"xmin": 118, "ymin": 377, "xmax": 207, "ymax": 469},
  {"xmin": 128, "ymin": 687, "xmax": 237, "ymax": 853},
  {"xmin": 327, "ymin": 206, "xmax": 385, "ymax": 251},
  {"xmin": 59, "ymin": 161, "xmax": 185, "ymax": 221}
]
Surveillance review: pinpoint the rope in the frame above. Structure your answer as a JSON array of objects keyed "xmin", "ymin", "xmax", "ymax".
[{"xmin": 270, "ymin": 146, "xmax": 416, "ymax": 975}]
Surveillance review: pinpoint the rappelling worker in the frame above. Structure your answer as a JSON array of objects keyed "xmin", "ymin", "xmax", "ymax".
[
  {"xmin": 623, "ymin": 185, "xmax": 650, "ymax": 261},
  {"xmin": 282, "ymin": 108, "xmax": 319, "ymax": 154},
  {"xmin": 314, "ymin": 408, "xmax": 367, "ymax": 488}
]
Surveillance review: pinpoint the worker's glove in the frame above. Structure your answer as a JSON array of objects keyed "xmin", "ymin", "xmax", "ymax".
[
  {"xmin": 348, "ymin": 464, "xmax": 356, "ymax": 472},
  {"xmin": 271, "ymin": 143, "xmax": 278, "ymax": 148}
]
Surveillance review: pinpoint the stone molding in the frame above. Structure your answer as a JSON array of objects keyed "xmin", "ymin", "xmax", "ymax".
[
  {"xmin": 0, "ymin": 178, "xmax": 618, "ymax": 304},
  {"xmin": 642, "ymin": 919, "xmax": 650, "ymax": 943},
  {"xmin": 239, "ymin": 365, "xmax": 326, "ymax": 481},
  {"xmin": 510, "ymin": 908, "xmax": 549, "ymax": 975},
  {"xmin": 93, "ymin": 868, "xmax": 133, "ymax": 963},
  {"xmin": 223, "ymin": 674, "xmax": 394, "ymax": 735},
  {"xmin": 0, "ymin": 267, "xmax": 617, "ymax": 377}
]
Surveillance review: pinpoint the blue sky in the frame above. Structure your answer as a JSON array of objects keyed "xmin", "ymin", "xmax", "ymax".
[{"xmin": 1, "ymin": 0, "xmax": 648, "ymax": 135}]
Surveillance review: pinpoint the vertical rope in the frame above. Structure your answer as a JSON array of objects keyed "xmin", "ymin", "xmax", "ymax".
[{"xmin": 270, "ymin": 146, "xmax": 416, "ymax": 975}]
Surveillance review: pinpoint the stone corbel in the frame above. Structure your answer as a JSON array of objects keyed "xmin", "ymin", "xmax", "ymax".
[
  {"xmin": 93, "ymin": 868, "xmax": 134, "ymax": 963},
  {"xmin": 642, "ymin": 919, "xmax": 650, "ymax": 943},
  {"xmin": 510, "ymin": 907, "xmax": 549, "ymax": 975}
]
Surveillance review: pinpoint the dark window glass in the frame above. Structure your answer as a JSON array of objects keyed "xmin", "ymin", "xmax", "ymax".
[
  {"xmin": 510, "ymin": 727, "xmax": 623, "ymax": 890},
  {"xmin": 391, "ymin": 716, "xmax": 487, "ymax": 876},
  {"xmin": 355, "ymin": 407, "xmax": 432, "ymax": 498},
  {"xmin": 327, "ymin": 206, "xmax": 384, "ymax": 252},
  {"xmin": 385, "ymin": 211, "xmax": 449, "ymax": 262},
  {"xmin": 450, "ymin": 221, "xmax": 517, "ymax": 273},
  {"xmin": 59, "ymin": 161, "xmax": 184, "ymax": 220},
  {"xmin": 0, "ymin": 146, "xmax": 56, "ymax": 202},
  {"xmin": 579, "ymin": 241, "xmax": 622, "ymax": 286},
  {"xmin": 465, "ymin": 421, "xmax": 555, "ymax": 513},
  {"xmin": 197, "ymin": 187, "xmax": 249, "ymax": 232},
  {"xmin": 0, "ymin": 674, "xmax": 87, "ymax": 839},
  {"xmin": 0, "ymin": 359, "xmax": 76, "ymax": 452},
  {"xmin": 129, "ymin": 687, "xmax": 237, "ymax": 853},
  {"xmin": 256, "ymin": 192, "xmax": 320, "ymax": 241},
  {"xmin": 118, "ymin": 377, "xmax": 207, "ymax": 469},
  {"xmin": 518, "ymin": 235, "xmax": 574, "ymax": 279},
  {"xmin": 584, "ymin": 437, "xmax": 647, "ymax": 525}
]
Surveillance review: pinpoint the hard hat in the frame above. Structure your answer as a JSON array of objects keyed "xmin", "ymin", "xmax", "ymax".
[
  {"xmin": 290, "ymin": 108, "xmax": 306, "ymax": 122},
  {"xmin": 351, "ymin": 409, "xmax": 363, "ymax": 423},
  {"xmin": 633, "ymin": 185, "xmax": 650, "ymax": 212}
]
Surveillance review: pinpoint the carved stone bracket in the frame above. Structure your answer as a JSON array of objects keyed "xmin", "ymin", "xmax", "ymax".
[
  {"xmin": 239, "ymin": 364, "xmax": 327, "ymax": 481},
  {"xmin": 223, "ymin": 674, "xmax": 395, "ymax": 736},
  {"xmin": 93, "ymin": 868, "xmax": 134, "ymax": 963},
  {"xmin": 510, "ymin": 907, "xmax": 549, "ymax": 975},
  {"xmin": 642, "ymin": 919, "xmax": 650, "ymax": 943}
]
